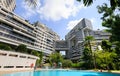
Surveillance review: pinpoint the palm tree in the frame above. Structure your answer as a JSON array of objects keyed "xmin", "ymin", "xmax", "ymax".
[
  {"xmin": 77, "ymin": 0, "xmax": 120, "ymax": 9},
  {"xmin": 84, "ymin": 36, "xmax": 96, "ymax": 68},
  {"xmin": 24, "ymin": 0, "xmax": 38, "ymax": 7},
  {"xmin": 85, "ymin": 36, "xmax": 94, "ymax": 51}
]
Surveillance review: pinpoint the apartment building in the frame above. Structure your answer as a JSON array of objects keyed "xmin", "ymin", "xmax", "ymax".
[
  {"xmin": 0, "ymin": 0, "xmax": 110, "ymax": 62},
  {"xmin": 0, "ymin": 3, "xmax": 59, "ymax": 55},
  {"xmin": 34, "ymin": 22, "xmax": 60, "ymax": 55},
  {"xmin": 55, "ymin": 18, "xmax": 111, "ymax": 62},
  {"xmin": 0, "ymin": 0, "xmax": 16, "ymax": 12}
]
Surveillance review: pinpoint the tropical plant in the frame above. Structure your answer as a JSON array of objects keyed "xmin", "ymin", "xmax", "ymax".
[
  {"xmin": 49, "ymin": 52, "xmax": 63, "ymax": 67},
  {"xmin": 31, "ymin": 50, "xmax": 43, "ymax": 67},
  {"xmin": 101, "ymin": 40, "xmax": 112, "ymax": 52},
  {"xmin": 83, "ymin": 36, "xmax": 96, "ymax": 69},
  {"xmin": 82, "ymin": 47, "xmax": 93, "ymax": 69},
  {"xmin": 95, "ymin": 50, "xmax": 117, "ymax": 70},
  {"xmin": 77, "ymin": 0, "xmax": 120, "ymax": 10},
  {"xmin": 24, "ymin": 0, "xmax": 38, "ymax": 7},
  {"xmin": 16, "ymin": 44, "xmax": 27, "ymax": 53},
  {"xmin": 0, "ymin": 43, "xmax": 12, "ymax": 51},
  {"xmin": 72, "ymin": 62, "xmax": 84, "ymax": 69},
  {"xmin": 62, "ymin": 60, "xmax": 72, "ymax": 68}
]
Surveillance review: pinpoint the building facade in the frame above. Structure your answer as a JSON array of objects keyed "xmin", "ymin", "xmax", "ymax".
[
  {"xmin": 0, "ymin": 0, "xmax": 110, "ymax": 62},
  {"xmin": 0, "ymin": 50, "xmax": 39, "ymax": 71},
  {"xmin": 55, "ymin": 18, "xmax": 111, "ymax": 62},
  {"xmin": 34, "ymin": 22, "xmax": 60, "ymax": 55},
  {"xmin": 0, "ymin": 0, "xmax": 16, "ymax": 11},
  {"xmin": 0, "ymin": 4, "xmax": 59, "ymax": 56}
]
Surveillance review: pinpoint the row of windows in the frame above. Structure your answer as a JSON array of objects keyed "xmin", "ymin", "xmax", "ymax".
[
  {"xmin": 0, "ymin": 32, "xmax": 34, "ymax": 45},
  {"xmin": 0, "ymin": 22, "xmax": 35, "ymax": 42},
  {"xmin": 0, "ymin": 52, "xmax": 36, "ymax": 60},
  {"xmin": 0, "ymin": 66, "xmax": 31, "ymax": 68},
  {"xmin": 0, "ymin": 9, "xmax": 35, "ymax": 36}
]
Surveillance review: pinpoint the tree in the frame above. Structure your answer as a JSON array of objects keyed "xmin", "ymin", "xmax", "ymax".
[
  {"xmin": 62, "ymin": 60, "xmax": 72, "ymax": 68},
  {"xmin": 49, "ymin": 52, "xmax": 63, "ymax": 67},
  {"xmin": 16, "ymin": 44, "xmax": 27, "ymax": 53},
  {"xmin": 31, "ymin": 50, "xmax": 43, "ymax": 67},
  {"xmin": 77, "ymin": 0, "xmax": 120, "ymax": 10},
  {"xmin": 24, "ymin": 0, "xmax": 38, "ymax": 7},
  {"xmin": 95, "ymin": 50, "xmax": 117, "ymax": 70},
  {"xmin": 97, "ymin": 3, "xmax": 120, "ymax": 64},
  {"xmin": 82, "ymin": 47, "xmax": 93, "ymax": 69},
  {"xmin": 101, "ymin": 40, "xmax": 112, "ymax": 52},
  {"xmin": 83, "ymin": 36, "xmax": 96, "ymax": 69},
  {"xmin": 85, "ymin": 36, "xmax": 94, "ymax": 51}
]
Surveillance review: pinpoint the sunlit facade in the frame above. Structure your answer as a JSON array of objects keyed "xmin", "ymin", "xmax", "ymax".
[
  {"xmin": 0, "ymin": 0, "xmax": 16, "ymax": 11},
  {"xmin": 55, "ymin": 18, "xmax": 111, "ymax": 62},
  {"xmin": 0, "ymin": 5, "xmax": 59, "ymax": 55}
]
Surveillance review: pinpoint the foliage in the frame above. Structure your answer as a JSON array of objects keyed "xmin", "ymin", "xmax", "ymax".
[
  {"xmin": 83, "ymin": 47, "xmax": 92, "ymax": 61},
  {"xmin": 82, "ymin": 36, "xmax": 94, "ymax": 69},
  {"xmin": 77, "ymin": 0, "xmax": 120, "ymax": 10},
  {"xmin": 101, "ymin": 40, "xmax": 112, "ymax": 51},
  {"xmin": 95, "ymin": 51, "xmax": 117, "ymax": 70},
  {"xmin": 97, "ymin": 4, "xmax": 120, "ymax": 70},
  {"xmin": 24, "ymin": 0, "xmax": 37, "ymax": 7},
  {"xmin": 84, "ymin": 36, "xmax": 94, "ymax": 50},
  {"xmin": 82, "ymin": 47, "xmax": 93, "ymax": 69},
  {"xmin": 72, "ymin": 62, "xmax": 84, "ymax": 69},
  {"xmin": 16, "ymin": 44, "xmax": 27, "ymax": 53},
  {"xmin": 0, "ymin": 43, "xmax": 12, "ymax": 50},
  {"xmin": 62, "ymin": 60, "xmax": 72, "ymax": 68},
  {"xmin": 31, "ymin": 50, "xmax": 43, "ymax": 67},
  {"xmin": 97, "ymin": 4, "xmax": 120, "ymax": 43},
  {"xmin": 77, "ymin": 0, "xmax": 93, "ymax": 6},
  {"xmin": 49, "ymin": 52, "xmax": 63, "ymax": 67},
  {"xmin": 77, "ymin": 0, "xmax": 120, "ymax": 70}
]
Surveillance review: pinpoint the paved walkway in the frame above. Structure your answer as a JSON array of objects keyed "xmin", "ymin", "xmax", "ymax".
[{"xmin": 0, "ymin": 70, "xmax": 33, "ymax": 75}]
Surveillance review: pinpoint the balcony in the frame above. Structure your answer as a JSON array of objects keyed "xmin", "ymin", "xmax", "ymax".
[{"xmin": 13, "ymin": 29, "xmax": 36, "ymax": 40}]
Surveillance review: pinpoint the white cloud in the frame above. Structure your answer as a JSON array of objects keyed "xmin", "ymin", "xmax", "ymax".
[
  {"xmin": 21, "ymin": 0, "xmax": 85, "ymax": 21},
  {"xmin": 66, "ymin": 18, "xmax": 82, "ymax": 30},
  {"xmin": 90, "ymin": 18, "xmax": 96, "ymax": 24},
  {"xmin": 38, "ymin": 0, "xmax": 85, "ymax": 21},
  {"xmin": 21, "ymin": 0, "xmax": 41, "ymax": 18}
]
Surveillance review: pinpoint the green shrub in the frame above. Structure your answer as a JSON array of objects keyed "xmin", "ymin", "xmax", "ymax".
[
  {"xmin": 72, "ymin": 62, "xmax": 84, "ymax": 69},
  {"xmin": 0, "ymin": 44, "xmax": 12, "ymax": 50},
  {"xmin": 62, "ymin": 60, "xmax": 72, "ymax": 68},
  {"xmin": 16, "ymin": 44, "xmax": 27, "ymax": 53}
]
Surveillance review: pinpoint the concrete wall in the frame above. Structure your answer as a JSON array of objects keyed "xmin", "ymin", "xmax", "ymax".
[{"xmin": 0, "ymin": 50, "xmax": 39, "ymax": 71}]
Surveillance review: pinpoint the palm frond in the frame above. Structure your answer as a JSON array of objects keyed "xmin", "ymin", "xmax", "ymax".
[{"xmin": 25, "ymin": 0, "xmax": 37, "ymax": 7}]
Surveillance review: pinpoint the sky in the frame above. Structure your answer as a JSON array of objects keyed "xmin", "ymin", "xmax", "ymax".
[{"xmin": 15, "ymin": 0, "xmax": 109, "ymax": 39}]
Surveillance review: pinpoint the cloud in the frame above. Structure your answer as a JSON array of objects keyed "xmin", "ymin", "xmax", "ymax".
[
  {"xmin": 38, "ymin": 0, "xmax": 85, "ymax": 21},
  {"xmin": 21, "ymin": 0, "xmax": 41, "ymax": 18},
  {"xmin": 66, "ymin": 18, "xmax": 82, "ymax": 30},
  {"xmin": 20, "ymin": 0, "xmax": 85, "ymax": 21},
  {"xmin": 90, "ymin": 18, "xmax": 96, "ymax": 24}
]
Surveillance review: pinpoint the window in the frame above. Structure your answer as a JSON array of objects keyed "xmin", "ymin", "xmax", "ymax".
[
  {"xmin": 9, "ymin": 54, "xmax": 18, "ymax": 57},
  {"xmin": 19, "ymin": 55, "xmax": 26, "ymax": 58},
  {"xmin": 0, "ymin": 53, "xmax": 7, "ymax": 56},
  {"xmin": 4, "ymin": 66, "xmax": 14, "ymax": 68},
  {"xmin": 16, "ymin": 66, "xmax": 23, "ymax": 68},
  {"xmin": 25, "ymin": 66, "xmax": 30, "ymax": 68},
  {"xmin": 28, "ymin": 57, "xmax": 36, "ymax": 60}
]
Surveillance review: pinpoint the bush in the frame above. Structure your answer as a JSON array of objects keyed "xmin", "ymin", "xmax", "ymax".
[
  {"xmin": 0, "ymin": 43, "xmax": 12, "ymax": 50},
  {"xmin": 62, "ymin": 60, "xmax": 72, "ymax": 68},
  {"xmin": 16, "ymin": 44, "xmax": 27, "ymax": 53},
  {"xmin": 72, "ymin": 62, "xmax": 84, "ymax": 69}
]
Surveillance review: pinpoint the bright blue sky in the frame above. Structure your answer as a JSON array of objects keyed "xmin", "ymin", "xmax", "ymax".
[{"xmin": 15, "ymin": 0, "xmax": 109, "ymax": 39}]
